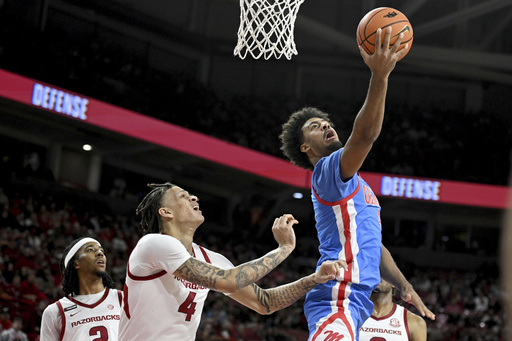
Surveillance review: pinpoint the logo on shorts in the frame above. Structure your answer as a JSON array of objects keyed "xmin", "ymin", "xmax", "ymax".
[
  {"xmin": 390, "ymin": 318, "xmax": 401, "ymax": 328},
  {"xmin": 323, "ymin": 330, "xmax": 345, "ymax": 340}
]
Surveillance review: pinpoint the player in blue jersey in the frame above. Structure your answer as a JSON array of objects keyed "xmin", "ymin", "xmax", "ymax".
[{"xmin": 279, "ymin": 28, "xmax": 435, "ymax": 341}]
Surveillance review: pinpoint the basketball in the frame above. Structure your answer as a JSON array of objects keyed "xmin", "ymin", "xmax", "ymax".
[{"xmin": 356, "ymin": 7, "xmax": 413, "ymax": 61}]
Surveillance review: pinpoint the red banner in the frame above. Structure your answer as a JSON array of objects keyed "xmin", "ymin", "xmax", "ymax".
[
  {"xmin": 0, "ymin": 68, "xmax": 509, "ymax": 209},
  {"xmin": 359, "ymin": 172, "xmax": 509, "ymax": 209}
]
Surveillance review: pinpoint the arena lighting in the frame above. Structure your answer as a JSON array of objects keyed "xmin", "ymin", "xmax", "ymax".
[
  {"xmin": 0, "ymin": 68, "xmax": 509, "ymax": 209},
  {"xmin": 293, "ymin": 192, "xmax": 303, "ymax": 199},
  {"xmin": 82, "ymin": 144, "xmax": 92, "ymax": 151}
]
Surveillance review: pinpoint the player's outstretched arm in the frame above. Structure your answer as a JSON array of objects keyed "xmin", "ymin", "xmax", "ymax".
[
  {"xmin": 174, "ymin": 214, "xmax": 297, "ymax": 294},
  {"xmin": 379, "ymin": 245, "xmax": 436, "ymax": 320},
  {"xmin": 229, "ymin": 260, "xmax": 348, "ymax": 315},
  {"xmin": 339, "ymin": 28, "xmax": 406, "ymax": 181}
]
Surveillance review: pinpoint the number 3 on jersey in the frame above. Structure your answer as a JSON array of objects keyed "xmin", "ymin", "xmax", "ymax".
[{"xmin": 178, "ymin": 292, "xmax": 197, "ymax": 321}]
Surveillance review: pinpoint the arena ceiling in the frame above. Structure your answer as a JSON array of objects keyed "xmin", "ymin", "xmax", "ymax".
[{"xmin": 55, "ymin": 0, "xmax": 512, "ymax": 85}]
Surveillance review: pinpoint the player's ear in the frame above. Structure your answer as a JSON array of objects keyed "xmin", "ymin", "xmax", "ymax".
[
  {"xmin": 300, "ymin": 142, "xmax": 310, "ymax": 153},
  {"xmin": 158, "ymin": 208, "xmax": 173, "ymax": 218}
]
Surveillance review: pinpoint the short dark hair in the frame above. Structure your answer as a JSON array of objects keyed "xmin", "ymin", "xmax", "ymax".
[
  {"xmin": 136, "ymin": 183, "xmax": 175, "ymax": 235},
  {"xmin": 60, "ymin": 237, "xmax": 115, "ymax": 296},
  {"xmin": 279, "ymin": 107, "xmax": 331, "ymax": 171}
]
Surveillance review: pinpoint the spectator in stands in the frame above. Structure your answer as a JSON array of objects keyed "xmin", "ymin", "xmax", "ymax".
[
  {"xmin": 20, "ymin": 270, "xmax": 44, "ymax": 299},
  {"xmin": 474, "ymin": 289, "xmax": 489, "ymax": 313},
  {"xmin": 0, "ymin": 307, "xmax": 11, "ymax": 332},
  {"xmin": 0, "ymin": 316, "xmax": 28, "ymax": 341}
]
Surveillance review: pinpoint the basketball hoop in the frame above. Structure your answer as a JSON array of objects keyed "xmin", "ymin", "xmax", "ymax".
[{"xmin": 234, "ymin": 0, "xmax": 305, "ymax": 60}]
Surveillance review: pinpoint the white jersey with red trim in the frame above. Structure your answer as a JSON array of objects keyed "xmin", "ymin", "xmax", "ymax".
[
  {"xmin": 359, "ymin": 304, "xmax": 410, "ymax": 341},
  {"xmin": 119, "ymin": 233, "xmax": 234, "ymax": 341},
  {"xmin": 40, "ymin": 288, "xmax": 123, "ymax": 341}
]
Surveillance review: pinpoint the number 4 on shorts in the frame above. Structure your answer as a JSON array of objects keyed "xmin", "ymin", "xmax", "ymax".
[{"xmin": 178, "ymin": 292, "xmax": 197, "ymax": 321}]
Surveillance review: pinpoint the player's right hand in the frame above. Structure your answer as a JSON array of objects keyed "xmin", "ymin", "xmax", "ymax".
[
  {"xmin": 359, "ymin": 27, "xmax": 408, "ymax": 77},
  {"xmin": 271, "ymin": 214, "xmax": 297, "ymax": 251}
]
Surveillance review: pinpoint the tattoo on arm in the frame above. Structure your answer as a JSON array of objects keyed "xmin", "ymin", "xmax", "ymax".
[
  {"xmin": 233, "ymin": 247, "xmax": 290, "ymax": 289},
  {"xmin": 251, "ymin": 276, "xmax": 318, "ymax": 313},
  {"xmin": 175, "ymin": 246, "xmax": 292, "ymax": 291},
  {"xmin": 175, "ymin": 258, "xmax": 225, "ymax": 289}
]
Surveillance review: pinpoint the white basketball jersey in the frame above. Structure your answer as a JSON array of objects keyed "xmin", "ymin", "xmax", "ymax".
[
  {"xmin": 119, "ymin": 234, "xmax": 234, "ymax": 341},
  {"xmin": 359, "ymin": 304, "xmax": 410, "ymax": 341},
  {"xmin": 56, "ymin": 288, "xmax": 123, "ymax": 341}
]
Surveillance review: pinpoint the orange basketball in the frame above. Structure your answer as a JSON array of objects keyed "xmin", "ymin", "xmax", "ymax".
[{"xmin": 356, "ymin": 7, "xmax": 413, "ymax": 61}]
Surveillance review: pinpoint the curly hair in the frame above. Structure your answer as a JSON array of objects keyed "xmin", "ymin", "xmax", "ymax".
[
  {"xmin": 136, "ymin": 183, "xmax": 175, "ymax": 235},
  {"xmin": 60, "ymin": 237, "xmax": 115, "ymax": 296},
  {"xmin": 279, "ymin": 107, "xmax": 332, "ymax": 171}
]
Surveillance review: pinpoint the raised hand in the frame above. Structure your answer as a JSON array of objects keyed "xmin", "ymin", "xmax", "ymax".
[
  {"xmin": 359, "ymin": 27, "xmax": 409, "ymax": 77},
  {"xmin": 271, "ymin": 214, "xmax": 297, "ymax": 251}
]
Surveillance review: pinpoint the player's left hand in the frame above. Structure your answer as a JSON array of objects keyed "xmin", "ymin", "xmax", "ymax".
[
  {"xmin": 400, "ymin": 286, "xmax": 436, "ymax": 320},
  {"xmin": 313, "ymin": 260, "xmax": 348, "ymax": 284}
]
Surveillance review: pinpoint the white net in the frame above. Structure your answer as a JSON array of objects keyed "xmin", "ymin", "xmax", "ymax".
[{"xmin": 234, "ymin": 0, "xmax": 305, "ymax": 60}]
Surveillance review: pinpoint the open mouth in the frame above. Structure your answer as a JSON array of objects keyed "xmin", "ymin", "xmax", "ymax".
[
  {"xmin": 325, "ymin": 129, "xmax": 335, "ymax": 141},
  {"xmin": 193, "ymin": 205, "xmax": 200, "ymax": 211}
]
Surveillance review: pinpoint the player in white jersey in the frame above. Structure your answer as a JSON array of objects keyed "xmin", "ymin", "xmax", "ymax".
[
  {"xmin": 119, "ymin": 182, "xmax": 347, "ymax": 341},
  {"xmin": 359, "ymin": 280, "xmax": 426, "ymax": 341},
  {"xmin": 41, "ymin": 237, "xmax": 123, "ymax": 341}
]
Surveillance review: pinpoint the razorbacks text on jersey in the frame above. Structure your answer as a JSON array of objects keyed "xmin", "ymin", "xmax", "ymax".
[
  {"xmin": 359, "ymin": 304, "xmax": 410, "ymax": 341},
  {"xmin": 56, "ymin": 288, "xmax": 122, "ymax": 341}
]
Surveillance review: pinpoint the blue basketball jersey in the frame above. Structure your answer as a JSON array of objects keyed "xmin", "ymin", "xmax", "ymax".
[{"xmin": 305, "ymin": 148, "xmax": 382, "ymax": 341}]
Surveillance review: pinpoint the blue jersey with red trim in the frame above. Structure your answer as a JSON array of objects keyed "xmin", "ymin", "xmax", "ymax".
[{"xmin": 305, "ymin": 148, "xmax": 382, "ymax": 341}]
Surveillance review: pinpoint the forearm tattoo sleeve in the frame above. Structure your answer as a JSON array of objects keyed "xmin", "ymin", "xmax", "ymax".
[
  {"xmin": 251, "ymin": 276, "xmax": 318, "ymax": 313},
  {"xmin": 175, "ymin": 246, "xmax": 292, "ymax": 291}
]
